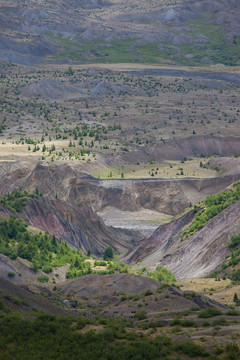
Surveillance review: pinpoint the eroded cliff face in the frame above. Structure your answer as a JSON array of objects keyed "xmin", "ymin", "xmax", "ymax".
[
  {"xmin": 124, "ymin": 210, "xmax": 195, "ymax": 264},
  {"xmin": 0, "ymin": 161, "xmax": 29, "ymax": 195},
  {"xmin": 15, "ymin": 161, "xmax": 240, "ymax": 217},
  {"xmin": 21, "ymin": 197, "xmax": 132, "ymax": 256},
  {"xmin": 0, "ymin": 196, "xmax": 136, "ymax": 256},
  {"xmin": 2, "ymin": 135, "xmax": 240, "ymax": 218},
  {"xmin": 125, "ymin": 200, "xmax": 240, "ymax": 279}
]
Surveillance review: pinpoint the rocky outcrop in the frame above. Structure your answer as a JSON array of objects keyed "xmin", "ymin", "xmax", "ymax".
[
  {"xmin": 1, "ymin": 158, "xmax": 240, "ymax": 267},
  {"xmin": 2, "ymin": 157, "xmax": 240, "ymax": 217},
  {"xmin": 125, "ymin": 200, "xmax": 240, "ymax": 279},
  {"xmin": 21, "ymin": 197, "xmax": 133, "ymax": 256},
  {"xmin": 17, "ymin": 155, "xmax": 240, "ymax": 217},
  {"xmin": 124, "ymin": 210, "xmax": 195, "ymax": 264},
  {"xmin": 0, "ymin": 161, "xmax": 29, "ymax": 195}
]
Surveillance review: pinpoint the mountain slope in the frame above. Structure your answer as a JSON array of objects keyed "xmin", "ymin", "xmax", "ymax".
[
  {"xmin": 0, "ymin": 0, "xmax": 239, "ymax": 65},
  {"xmin": 124, "ymin": 198, "xmax": 240, "ymax": 278},
  {"xmin": 22, "ymin": 197, "xmax": 134, "ymax": 255},
  {"xmin": 0, "ymin": 196, "xmax": 135, "ymax": 256}
]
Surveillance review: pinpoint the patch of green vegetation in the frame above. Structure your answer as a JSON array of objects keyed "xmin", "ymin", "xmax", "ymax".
[
  {"xmin": 52, "ymin": 37, "xmax": 139, "ymax": 63},
  {"xmin": 147, "ymin": 265, "xmax": 176, "ymax": 283},
  {"xmin": 212, "ymin": 317, "xmax": 227, "ymax": 326},
  {"xmin": 0, "ymin": 124, "xmax": 6, "ymax": 134},
  {"xmin": 214, "ymin": 232, "xmax": 240, "ymax": 283},
  {"xmin": 226, "ymin": 310, "xmax": 239, "ymax": 316},
  {"xmin": 225, "ymin": 234, "xmax": 240, "ymax": 279},
  {"xmin": 3, "ymin": 294, "xmax": 28, "ymax": 307},
  {"xmin": 0, "ymin": 313, "xmax": 184, "ymax": 360},
  {"xmin": 51, "ymin": 36, "xmax": 176, "ymax": 64},
  {"xmin": 174, "ymin": 340, "xmax": 209, "ymax": 358},
  {"xmin": 182, "ymin": 182, "xmax": 240, "ymax": 239},
  {"xmin": 198, "ymin": 308, "xmax": 222, "ymax": 319},
  {"xmin": 157, "ymin": 284, "xmax": 169, "ymax": 293},
  {"xmin": 37, "ymin": 275, "xmax": 50, "ymax": 283},
  {"xmin": 184, "ymin": 292, "xmax": 196, "ymax": 300},
  {"xmin": 94, "ymin": 260, "xmax": 107, "ymax": 266},
  {"xmin": 134, "ymin": 310, "xmax": 148, "ymax": 320},
  {"xmin": 1, "ymin": 312, "xmax": 233, "ymax": 359},
  {"xmin": 171, "ymin": 318, "xmax": 195, "ymax": 327},
  {"xmin": 143, "ymin": 290, "xmax": 153, "ymax": 296},
  {"xmin": 103, "ymin": 246, "xmax": 114, "ymax": 260},
  {"xmin": 0, "ymin": 214, "xmax": 176, "ymax": 282},
  {"xmin": 0, "ymin": 214, "xmax": 91, "ymax": 278},
  {"xmin": 0, "ymin": 190, "xmax": 40, "ymax": 213},
  {"xmin": 225, "ymin": 343, "xmax": 240, "ymax": 359},
  {"xmin": 138, "ymin": 43, "xmax": 176, "ymax": 63},
  {"xmin": 49, "ymin": 18, "xmax": 240, "ymax": 66},
  {"xmin": 178, "ymin": 17, "xmax": 240, "ymax": 66},
  {"xmin": 0, "ymin": 300, "xmax": 9, "ymax": 313}
]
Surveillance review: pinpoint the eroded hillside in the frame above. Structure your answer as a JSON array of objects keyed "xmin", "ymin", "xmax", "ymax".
[{"xmin": 0, "ymin": 0, "xmax": 240, "ymax": 66}]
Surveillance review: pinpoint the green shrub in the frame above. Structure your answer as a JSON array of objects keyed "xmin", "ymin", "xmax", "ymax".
[
  {"xmin": 103, "ymin": 246, "xmax": 114, "ymax": 260},
  {"xmin": 148, "ymin": 266, "xmax": 176, "ymax": 283},
  {"xmin": 225, "ymin": 343, "xmax": 240, "ymax": 359},
  {"xmin": 8, "ymin": 272, "xmax": 15, "ymax": 277},
  {"xmin": 134, "ymin": 310, "xmax": 148, "ymax": 320},
  {"xmin": 43, "ymin": 265, "xmax": 52, "ymax": 274},
  {"xmin": 175, "ymin": 340, "xmax": 209, "ymax": 357},
  {"xmin": 144, "ymin": 290, "xmax": 153, "ymax": 296},
  {"xmin": 231, "ymin": 269, "xmax": 240, "ymax": 282},
  {"xmin": 212, "ymin": 317, "xmax": 227, "ymax": 326},
  {"xmin": 94, "ymin": 260, "xmax": 106, "ymax": 266},
  {"xmin": 182, "ymin": 319, "xmax": 195, "ymax": 327},
  {"xmin": 226, "ymin": 310, "xmax": 239, "ymax": 316},
  {"xmin": 171, "ymin": 318, "xmax": 182, "ymax": 326},
  {"xmin": 184, "ymin": 291, "xmax": 196, "ymax": 300},
  {"xmin": 0, "ymin": 300, "xmax": 8, "ymax": 312},
  {"xmin": 157, "ymin": 284, "xmax": 168, "ymax": 293},
  {"xmin": 198, "ymin": 308, "xmax": 222, "ymax": 318},
  {"xmin": 76, "ymin": 318, "xmax": 88, "ymax": 330},
  {"xmin": 128, "ymin": 294, "xmax": 139, "ymax": 301},
  {"xmin": 37, "ymin": 275, "xmax": 49, "ymax": 283},
  {"xmin": 0, "ymin": 312, "xmax": 214, "ymax": 360}
]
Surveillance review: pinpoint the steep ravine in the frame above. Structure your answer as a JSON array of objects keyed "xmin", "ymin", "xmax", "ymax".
[
  {"xmin": 124, "ymin": 200, "xmax": 240, "ymax": 279},
  {"xmin": 0, "ymin": 197, "xmax": 141, "ymax": 256}
]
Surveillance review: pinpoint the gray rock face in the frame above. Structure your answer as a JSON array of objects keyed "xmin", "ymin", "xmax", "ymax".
[
  {"xmin": 21, "ymin": 197, "xmax": 132, "ymax": 256},
  {"xmin": 124, "ymin": 200, "xmax": 240, "ymax": 279}
]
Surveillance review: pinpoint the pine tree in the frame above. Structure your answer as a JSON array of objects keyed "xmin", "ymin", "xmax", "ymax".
[{"xmin": 104, "ymin": 246, "xmax": 114, "ymax": 260}]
